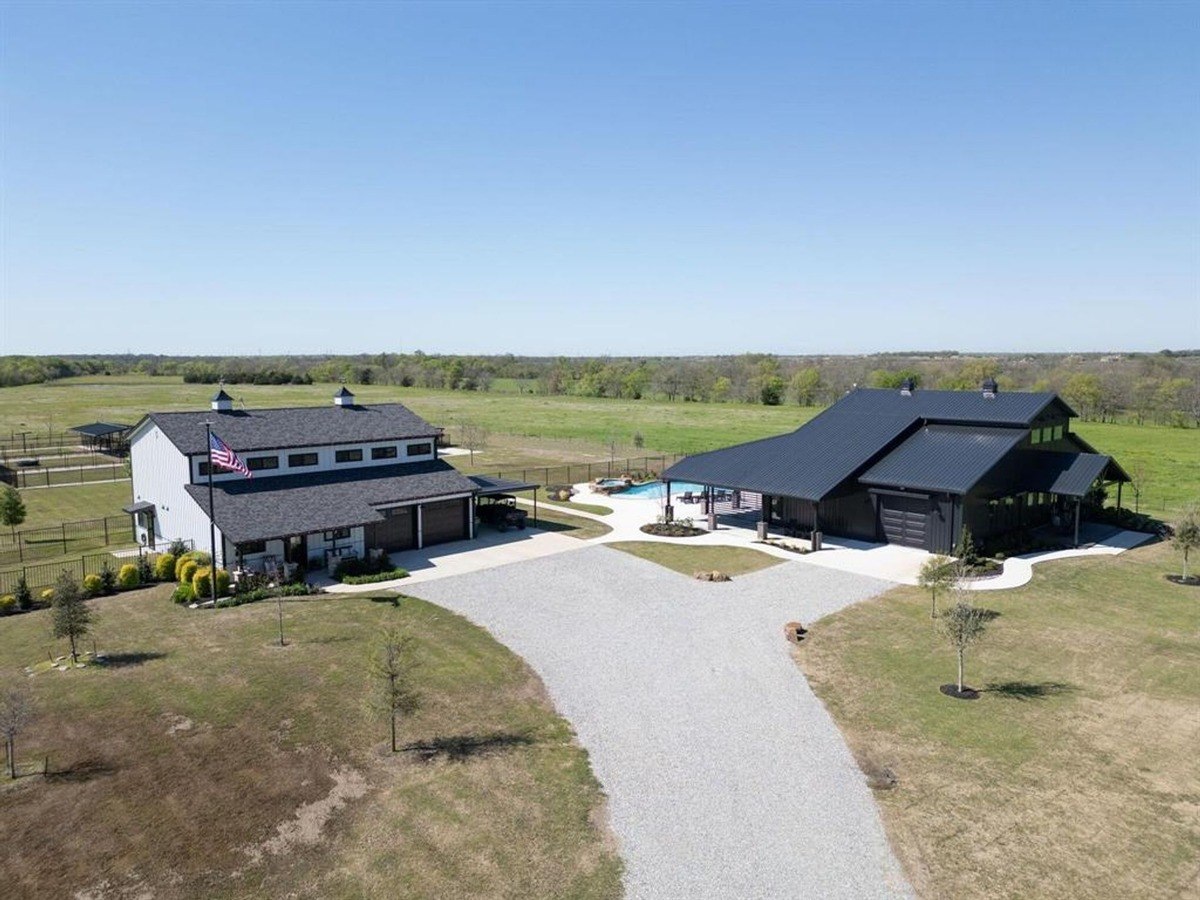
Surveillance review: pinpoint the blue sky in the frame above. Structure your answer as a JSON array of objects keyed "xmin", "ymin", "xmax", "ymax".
[{"xmin": 2, "ymin": 0, "xmax": 1196, "ymax": 356}]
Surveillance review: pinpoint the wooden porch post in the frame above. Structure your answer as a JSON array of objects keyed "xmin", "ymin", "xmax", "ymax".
[
  {"xmin": 664, "ymin": 480, "xmax": 673, "ymax": 522},
  {"xmin": 1074, "ymin": 498, "xmax": 1081, "ymax": 548},
  {"xmin": 1116, "ymin": 481, "xmax": 1122, "ymax": 511},
  {"xmin": 811, "ymin": 500, "xmax": 821, "ymax": 552},
  {"xmin": 758, "ymin": 495, "xmax": 770, "ymax": 540}
]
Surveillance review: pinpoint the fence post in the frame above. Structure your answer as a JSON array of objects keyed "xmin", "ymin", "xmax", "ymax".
[
  {"xmin": 103, "ymin": 518, "xmax": 109, "ymax": 544},
  {"xmin": 62, "ymin": 524, "xmax": 68, "ymax": 556},
  {"xmin": 45, "ymin": 468, "xmax": 50, "ymax": 487}
]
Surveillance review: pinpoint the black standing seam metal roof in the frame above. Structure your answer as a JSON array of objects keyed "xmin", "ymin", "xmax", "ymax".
[
  {"xmin": 858, "ymin": 425, "xmax": 1027, "ymax": 495},
  {"xmin": 70, "ymin": 422, "xmax": 134, "ymax": 437},
  {"xmin": 1016, "ymin": 451, "xmax": 1121, "ymax": 497},
  {"xmin": 663, "ymin": 388, "xmax": 1073, "ymax": 501},
  {"xmin": 139, "ymin": 402, "xmax": 441, "ymax": 455},
  {"xmin": 182, "ymin": 459, "xmax": 478, "ymax": 544},
  {"xmin": 468, "ymin": 475, "xmax": 542, "ymax": 495}
]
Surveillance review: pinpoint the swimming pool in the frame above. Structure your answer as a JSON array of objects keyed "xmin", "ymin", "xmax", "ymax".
[{"xmin": 609, "ymin": 480, "xmax": 708, "ymax": 500}]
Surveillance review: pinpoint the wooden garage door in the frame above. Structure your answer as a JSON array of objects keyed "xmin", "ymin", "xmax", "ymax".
[
  {"xmin": 366, "ymin": 507, "xmax": 414, "ymax": 553},
  {"xmin": 879, "ymin": 494, "xmax": 929, "ymax": 549},
  {"xmin": 422, "ymin": 498, "xmax": 468, "ymax": 546}
]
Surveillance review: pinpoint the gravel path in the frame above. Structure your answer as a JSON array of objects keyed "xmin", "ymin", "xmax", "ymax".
[{"xmin": 413, "ymin": 545, "xmax": 913, "ymax": 899}]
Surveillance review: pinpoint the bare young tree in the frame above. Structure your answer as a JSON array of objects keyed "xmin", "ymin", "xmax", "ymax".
[
  {"xmin": 458, "ymin": 420, "xmax": 488, "ymax": 464},
  {"xmin": 370, "ymin": 625, "xmax": 420, "ymax": 753},
  {"xmin": 0, "ymin": 681, "xmax": 33, "ymax": 779},
  {"xmin": 917, "ymin": 555, "xmax": 955, "ymax": 619},
  {"xmin": 938, "ymin": 590, "xmax": 990, "ymax": 695},
  {"xmin": 1127, "ymin": 462, "xmax": 1150, "ymax": 515}
]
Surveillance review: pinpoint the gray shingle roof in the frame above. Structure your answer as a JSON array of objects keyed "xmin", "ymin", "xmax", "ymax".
[
  {"xmin": 183, "ymin": 460, "xmax": 477, "ymax": 543},
  {"xmin": 70, "ymin": 422, "xmax": 133, "ymax": 437},
  {"xmin": 148, "ymin": 402, "xmax": 440, "ymax": 455},
  {"xmin": 468, "ymin": 474, "xmax": 542, "ymax": 495},
  {"xmin": 663, "ymin": 387, "xmax": 1070, "ymax": 501},
  {"xmin": 858, "ymin": 425, "xmax": 1026, "ymax": 495}
]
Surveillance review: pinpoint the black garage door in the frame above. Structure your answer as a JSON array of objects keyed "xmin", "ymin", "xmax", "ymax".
[
  {"xmin": 878, "ymin": 494, "xmax": 929, "ymax": 549},
  {"xmin": 422, "ymin": 498, "xmax": 468, "ymax": 546},
  {"xmin": 366, "ymin": 506, "xmax": 415, "ymax": 553}
]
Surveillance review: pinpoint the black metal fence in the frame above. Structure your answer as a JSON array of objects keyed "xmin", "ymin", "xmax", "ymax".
[
  {"xmin": 0, "ymin": 461, "xmax": 131, "ymax": 489},
  {"xmin": 0, "ymin": 544, "xmax": 193, "ymax": 596},
  {"xmin": 0, "ymin": 515, "xmax": 132, "ymax": 566},
  {"xmin": 0, "ymin": 430, "xmax": 80, "ymax": 454}
]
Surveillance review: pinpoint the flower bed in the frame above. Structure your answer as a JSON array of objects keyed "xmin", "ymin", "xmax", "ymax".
[{"xmin": 640, "ymin": 521, "xmax": 705, "ymax": 538}]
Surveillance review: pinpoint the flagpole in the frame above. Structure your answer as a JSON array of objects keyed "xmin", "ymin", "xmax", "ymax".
[{"xmin": 205, "ymin": 421, "xmax": 218, "ymax": 609}]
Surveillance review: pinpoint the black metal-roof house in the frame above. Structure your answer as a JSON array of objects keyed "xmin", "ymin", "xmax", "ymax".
[{"xmin": 663, "ymin": 381, "xmax": 1129, "ymax": 553}]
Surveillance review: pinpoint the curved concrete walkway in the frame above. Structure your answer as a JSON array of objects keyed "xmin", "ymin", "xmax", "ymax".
[{"xmin": 413, "ymin": 546, "xmax": 913, "ymax": 900}]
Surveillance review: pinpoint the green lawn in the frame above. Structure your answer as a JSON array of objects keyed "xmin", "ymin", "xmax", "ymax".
[
  {"xmin": 16, "ymin": 481, "xmax": 132, "ymax": 528},
  {"xmin": 798, "ymin": 541, "xmax": 1200, "ymax": 900},
  {"xmin": 542, "ymin": 497, "xmax": 614, "ymax": 516},
  {"xmin": 1074, "ymin": 420, "xmax": 1199, "ymax": 517},
  {"xmin": 607, "ymin": 541, "xmax": 784, "ymax": 577},
  {"xmin": 524, "ymin": 506, "xmax": 613, "ymax": 541},
  {"xmin": 0, "ymin": 586, "xmax": 621, "ymax": 899}
]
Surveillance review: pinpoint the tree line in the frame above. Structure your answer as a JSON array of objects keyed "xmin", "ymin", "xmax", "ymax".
[{"xmin": 1, "ymin": 350, "xmax": 1197, "ymax": 425}]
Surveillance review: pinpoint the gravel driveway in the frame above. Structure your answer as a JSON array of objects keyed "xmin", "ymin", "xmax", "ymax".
[{"xmin": 413, "ymin": 546, "xmax": 912, "ymax": 899}]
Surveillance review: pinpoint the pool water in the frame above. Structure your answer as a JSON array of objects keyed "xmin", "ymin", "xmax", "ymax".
[{"xmin": 610, "ymin": 480, "xmax": 708, "ymax": 500}]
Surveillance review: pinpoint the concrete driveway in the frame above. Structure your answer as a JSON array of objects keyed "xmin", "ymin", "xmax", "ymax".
[{"xmin": 412, "ymin": 546, "xmax": 912, "ymax": 899}]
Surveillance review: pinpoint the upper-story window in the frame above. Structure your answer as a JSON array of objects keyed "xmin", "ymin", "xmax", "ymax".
[
  {"xmin": 247, "ymin": 456, "xmax": 279, "ymax": 472},
  {"xmin": 199, "ymin": 461, "xmax": 233, "ymax": 476},
  {"xmin": 335, "ymin": 448, "xmax": 364, "ymax": 463},
  {"xmin": 407, "ymin": 442, "xmax": 433, "ymax": 457},
  {"xmin": 371, "ymin": 446, "xmax": 398, "ymax": 460},
  {"xmin": 288, "ymin": 452, "xmax": 319, "ymax": 468}
]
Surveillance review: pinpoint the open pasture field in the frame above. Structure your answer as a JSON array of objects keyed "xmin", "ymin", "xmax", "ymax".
[
  {"xmin": 0, "ymin": 587, "xmax": 620, "ymax": 899},
  {"xmin": 799, "ymin": 541, "xmax": 1200, "ymax": 900},
  {"xmin": 1, "ymin": 376, "xmax": 1195, "ymax": 521}
]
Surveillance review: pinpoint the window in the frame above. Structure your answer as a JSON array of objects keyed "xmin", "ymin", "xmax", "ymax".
[
  {"xmin": 407, "ymin": 442, "xmax": 433, "ymax": 457},
  {"xmin": 239, "ymin": 540, "xmax": 267, "ymax": 554},
  {"xmin": 323, "ymin": 527, "xmax": 350, "ymax": 541},
  {"xmin": 1052, "ymin": 424, "xmax": 1064, "ymax": 441},
  {"xmin": 198, "ymin": 461, "xmax": 232, "ymax": 476},
  {"xmin": 247, "ymin": 456, "xmax": 279, "ymax": 471},
  {"xmin": 288, "ymin": 452, "xmax": 319, "ymax": 467},
  {"xmin": 335, "ymin": 448, "xmax": 363, "ymax": 463},
  {"xmin": 371, "ymin": 446, "xmax": 398, "ymax": 460}
]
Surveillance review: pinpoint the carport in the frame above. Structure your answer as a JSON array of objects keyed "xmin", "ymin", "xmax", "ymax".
[{"xmin": 469, "ymin": 474, "xmax": 541, "ymax": 526}]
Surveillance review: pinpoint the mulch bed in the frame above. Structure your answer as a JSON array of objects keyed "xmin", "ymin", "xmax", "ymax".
[
  {"xmin": 640, "ymin": 523, "xmax": 706, "ymax": 538},
  {"xmin": 939, "ymin": 684, "xmax": 980, "ymax": 700},
  {"xmin": 1164, "ymin": 574, "xmax": 1200, "ymax": 588}
]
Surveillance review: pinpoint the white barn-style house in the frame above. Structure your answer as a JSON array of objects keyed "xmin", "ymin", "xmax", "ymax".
[{"xmin": 124, "ymin": 388, "xmax": 528, "ymax": 572}]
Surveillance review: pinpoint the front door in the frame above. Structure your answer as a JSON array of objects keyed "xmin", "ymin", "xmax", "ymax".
[{"xmin": 285, "ymin": 534, "xmax": 307, "ymax": 566}]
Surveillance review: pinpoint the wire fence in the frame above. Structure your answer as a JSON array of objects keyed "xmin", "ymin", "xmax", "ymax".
[{"xmin": 0, "ymin": 515, "xmax": 132, "ymax": 566}]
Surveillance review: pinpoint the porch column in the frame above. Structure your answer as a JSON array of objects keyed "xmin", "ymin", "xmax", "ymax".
[
  {"xmin": 811, "ymin": 500, "xmax": 821, "ymax": 552},
  {"xmin": 416, "ymin": 504, "xmax": 424, "ymax": 549},
  {"xmin": 664, "ymin": 480, "xmax": 673, "ymax": 523},
  {"xmin": 1073, "ymin": 498, "xmax": 1081, "ymax": 548},
  {"xmin": 467, "ymin": 497, "xmax": 475, "ymax": 539},
  {"xmin": 758, "ymin": 494, "xmax": 770, "ymax": 540},
  {"xmin": 1116, "ymin": 481, "xmax": 1122, "ymax": 511},
  {"xmin": 707, "ymin": 486, "xmax": 717, "ymax": 531}
]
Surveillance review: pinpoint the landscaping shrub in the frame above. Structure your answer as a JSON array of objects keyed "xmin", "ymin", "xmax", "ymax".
[
  {"xmin": 99, "ymin": 563, "xmax": 118, "ymax": 594},
  {"xmin": 334, "ymin": 554, "xmax": 396, "ymax": 581},
  {"xmin": 340, "ymin": 568, "xmax": 409, "ymax": 585},
  {"xmin": 641, "ymin": 517, "xmax": 705, "ymax": 538},
  {"xmin": 0, "ymin": 595, "xmax": 16, "ymax": 615},
  {"xmin": 82, "ymin": 574, "xmax": 104, "ymax": 597},
  {"xmin": 154, "ymin": 552, "xmax": 178, "ymax": 581},
  {"xmin": 117, "ymin": 563, "xmax": 141, "ymax": 589},
  {"xmin": 177, "ymin": 559, "xmax": 200, "ymax": 585},
  {"xmin": 40, "ymin": 588, "xmax": 55, "ymax": 604},
  {"xmin": 14, "ymin": 576, "xmax": 32, "ymax": 611},
  {"xmin": 136, "ymin": 553, "xmax": 154, "ymax": 584},
  {"xmin": 172, "ymin": 583, "xmax": 195, "ymax": 604},
  {"xmin": 693, "ymin": 570, "xmax": 731, "ymax": 582},
  {"xmin": 167, "ymin": 538, "xmax": 190, "ymax": 557},
  {"xmin": 191, "ymin": 567, "xmax": 230, "ymax": 599},
  {"xmin": 277, "ymin": 583, "xmax": 317, "ymax": 596}
]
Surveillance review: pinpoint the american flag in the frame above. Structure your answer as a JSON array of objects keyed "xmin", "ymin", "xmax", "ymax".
[{"xmin": 209, "ymin": 431, "xmax": 252, "ymax": 478}]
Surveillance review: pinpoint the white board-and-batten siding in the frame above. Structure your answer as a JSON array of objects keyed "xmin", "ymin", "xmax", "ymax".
[
  {"xmin": 130, "ymin": 424, "xmax": 224, "ymax": 562},
  {"xmin": 190, "ymin": 439, "xmax": 436, "ymax": 482}
]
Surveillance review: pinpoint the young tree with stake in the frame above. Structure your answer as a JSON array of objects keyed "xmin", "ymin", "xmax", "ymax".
[
  {"xmin": 371, "ymin": 625, "xmax": 420, "ymax": 752},
  {"xmin": 1172, "ymin": 506, "xmax": 1200, "ymax": 582},
  {"xmin": 917, "ymin": 555, "xmax": 955, "ymax": 619},
  {"xmin": 50, "ymin": 571, "xmax": 93, "ymax": 665},
  {"xmin": 938, "ymin": 593, "xmax": 990, "ymax": 696}
]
